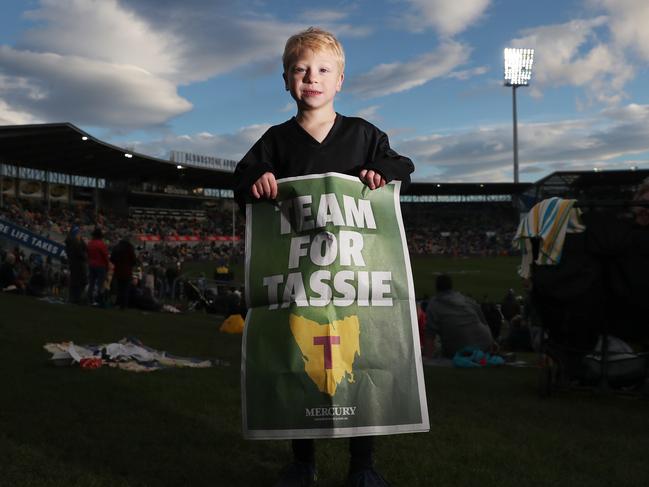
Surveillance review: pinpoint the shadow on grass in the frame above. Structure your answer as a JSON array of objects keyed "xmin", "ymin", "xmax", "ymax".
[
  {"xmin": 1, "ymin": 360, "xmax": 288, "ymax": 486},
  {"xmin": 3, "ymin": 293, "xmax": 649, "ymax": 486},
  {"xmin": 0, "ymin": 294, "xmax": 278, "ymax": 486}
]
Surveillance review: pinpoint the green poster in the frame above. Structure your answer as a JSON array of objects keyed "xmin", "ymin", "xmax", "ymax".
[{"xmin": 242, "ymin": 172, "xmax": 429, "ymax": 439}]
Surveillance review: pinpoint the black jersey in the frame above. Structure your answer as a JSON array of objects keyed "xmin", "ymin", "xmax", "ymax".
[{"xmin": 233, "ymin": 114, "xmax": 414, "ymax": 207}]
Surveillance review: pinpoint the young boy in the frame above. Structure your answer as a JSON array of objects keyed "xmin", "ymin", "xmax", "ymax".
[{"xmin": 234, "ymin": 27, "xmax": 414, "ymax": 487}]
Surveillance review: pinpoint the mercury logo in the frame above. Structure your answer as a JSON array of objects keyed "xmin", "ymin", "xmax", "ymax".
[{"xmin": 305, "ymin": 406, "xmax": 357, "ymax": 418}]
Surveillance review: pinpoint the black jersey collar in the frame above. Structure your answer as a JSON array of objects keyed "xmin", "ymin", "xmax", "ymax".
[{"xmin": 291, "ymin": 113, "xmax": 342, "ymax": 146}]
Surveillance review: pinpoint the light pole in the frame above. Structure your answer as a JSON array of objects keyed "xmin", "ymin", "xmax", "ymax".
[{"xmin": 503, "ymin": 48, "xmax": 534, "ymax": 183}]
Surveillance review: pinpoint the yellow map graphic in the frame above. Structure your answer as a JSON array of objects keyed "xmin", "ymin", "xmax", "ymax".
[{"xmin": 289, "ymin": 314, "xmax": 360, "ymax": 396}]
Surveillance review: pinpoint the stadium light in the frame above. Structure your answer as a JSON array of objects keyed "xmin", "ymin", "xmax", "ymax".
[
  {"xmin": 81, "ymin": 136, "xmax": 88, "ymax": 141},
  {"xmin": 503, "ymin": 48, "xmax": 534, "ymax": 184},
  {"xmin": 124, "ymin": 153, "xmax": 133, "ymax": 158},
  {"xmin": 176, "ymin": 165, "xmax": 184, "ymax": 169}
]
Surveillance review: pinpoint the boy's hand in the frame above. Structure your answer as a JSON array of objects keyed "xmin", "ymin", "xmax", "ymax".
[
  {"xmin": 359, "ymin": 169, "xmax": 386, "ymax": 190},
  {"xmin": 251, "ymin": 172, "xmax": 278, "ymax": 199}
]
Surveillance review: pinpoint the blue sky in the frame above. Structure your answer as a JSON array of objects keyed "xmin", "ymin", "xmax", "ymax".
[{"xmin": 1, "ymin": 0, "xmax": 649, "ymax": 183}]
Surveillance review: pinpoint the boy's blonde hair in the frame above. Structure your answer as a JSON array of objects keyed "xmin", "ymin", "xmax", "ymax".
[{"xmin": 282, "ymin": 27, "xmax": 345, "ymax": 73}]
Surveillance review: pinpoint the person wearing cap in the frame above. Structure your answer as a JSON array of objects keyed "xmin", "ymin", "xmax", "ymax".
[{"xmin": 65, "ymin": 225, "xmax": 88, "ymax": 304}]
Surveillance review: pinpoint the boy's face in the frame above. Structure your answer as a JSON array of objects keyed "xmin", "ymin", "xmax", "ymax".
[{"xmin": 283, "ymin": 48, "xmax": 344, "ymax": 112}]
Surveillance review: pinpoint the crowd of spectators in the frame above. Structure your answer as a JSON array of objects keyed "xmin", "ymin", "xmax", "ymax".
[
  {"xmin": 0, "ymin": 196, "xmax": 243, "ymax": 308},
  {"xmin": 419, "ymin": 276, "xmax": 538, "ymax": 362},
  {"xmin": 403, "ymin": 203, "xmax": 519, "ymax": 256},
  {"xmin": 0, "ymin": 197, "xmax": 243, "ymax": 245},
  {"xmin": 129, "ymin": 208, "xmax": 239, "ymax": 238},
  {"xmin": 0, "ymin": 245, "xmax": 63, "ymax": 298},
  {"xmin": 1, "ymin": 197, "xmax": 520, "ymax": 261},
  {"xmin": 1, "ymin": 195, "xmax": 522, "ymax": 312}
]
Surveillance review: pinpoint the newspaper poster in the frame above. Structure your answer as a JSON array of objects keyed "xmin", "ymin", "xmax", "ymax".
[{"xmin": 242, "ymin": 172, "xmax": 429, "ymax": 439}]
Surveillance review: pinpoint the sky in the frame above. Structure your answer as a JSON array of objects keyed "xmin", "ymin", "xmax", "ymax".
[{"xmin": 1, "ymin": 0, "xmax": 649, "ymax": 184}]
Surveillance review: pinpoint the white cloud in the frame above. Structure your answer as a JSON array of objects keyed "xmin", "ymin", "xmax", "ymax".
[
  {"xmin": 354, "ymin": 105, "xmax": 382, "ymax": 123},
  {"xmin": 326, "ymin": 24, "xmax": 373, "ymax": 39},
  {"xmin": 172, "ymin": 17, "xmax": 301, "ymax": 84},
  {"xmin": 108, "ymin": 5, "xmax": 368, "ymax": 84},
  {"xmin": 21, "ymin": 0, "xmax": 181, "ymax": 79},
  {"xmin": 0, "ymin": 0, "xmax": 371, "ymax": 130},
  {"xmin": 508, "ymin": 17, "xmax": 634, "ymax": 106},
  {"xmin": 297, "ymin": 9, "xmax": 349, "ymax": 23},
  {"xmin": 394, "ymin": 104, "xmax": 649, "ymax": 182},
  {"xmin": 447, "ymin": 66, "xmax": 488, "ymax": 80},
  {"xmin": 345, "ymin": 41, "xmax": 471, "ymax": 98},
  {"xmin": 601, "ymin": 103, "xmax": 649, "ymax": 122},
  {"xmin": 0, "ymin": 46, "xmax": 192, "ymax": 128},
  {"xmin": 126, "ymin": 124, "xmax": 271, "ymax": 161},
  {"xmin": 590, "ymin": 0, "xmax": 649, "ymax": 61},
  {"xmin": 22, "ymin": 0, "xmax": 300, "ymax": 85},
  {"xmin": 401, "ymin": 0, "xmax": 491, "ymax": 36},
  {"xmin": 0, "ymin": 0, "xmax": 202, "ymax": 128},
  {"xmin": 0, "ymin": 0, "xmax": 371, "ymax": 133},
  {"xmin": 0, "ymin": 98, "xmax": 41, "ymax": 125}
]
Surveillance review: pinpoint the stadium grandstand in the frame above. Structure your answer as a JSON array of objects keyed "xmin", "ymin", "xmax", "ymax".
[{"xmin": 2, "ymin": 122, "xmax": 649, "ymax": 303}]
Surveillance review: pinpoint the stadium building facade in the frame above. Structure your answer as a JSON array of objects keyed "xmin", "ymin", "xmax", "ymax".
[{"xmin": 2, "ymin": 122, "xmax": 648, "ymax": 259}]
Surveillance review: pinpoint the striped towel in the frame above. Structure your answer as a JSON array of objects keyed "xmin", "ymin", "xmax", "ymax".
[{"xmin": 513, "ymin": 197, "xmax": 586, "ymax": 278}]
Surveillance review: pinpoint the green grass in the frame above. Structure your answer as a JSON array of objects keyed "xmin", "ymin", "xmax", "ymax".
[
  {"xmin": 2, "ymin": 288, "xmax": 649, "ymax": 487},
  {"xmin": 408, "ymin": 255, "xmax": 522, "ymax": 301}
]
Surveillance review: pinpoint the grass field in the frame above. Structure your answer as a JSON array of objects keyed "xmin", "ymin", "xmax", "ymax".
[{"xmin": 2, "ymin": 281, "xmax": 649, "ymax": 487}]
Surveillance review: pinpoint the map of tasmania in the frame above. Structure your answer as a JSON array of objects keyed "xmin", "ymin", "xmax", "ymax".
[{"xmin": 289, "ymin": 314, "xmax": 360, "ymax": 396}]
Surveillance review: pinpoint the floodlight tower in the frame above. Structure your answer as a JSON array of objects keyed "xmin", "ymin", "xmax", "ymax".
[{"xmin": 503, "ymin": 48, "xmax": 534, "ymax": 183}]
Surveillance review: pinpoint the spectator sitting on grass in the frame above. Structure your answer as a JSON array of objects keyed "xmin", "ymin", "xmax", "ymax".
[
  {"xmin": 426, "ymin": 274, "xmax": 495, "ymax": 359},
  {"xmin": 502, "ymin": 315, "xmax": 533, "ymax": 352},
  {"xmin": 128, "ymin": 275, "xmax": 162, "ymax": 312},
  {"xmin": 127, "ymin": 275, "xmax": 180, "ymax": 313},
  {"xmin": 26, "ymin": 264, "xmax": 48, "ymax": 298}
]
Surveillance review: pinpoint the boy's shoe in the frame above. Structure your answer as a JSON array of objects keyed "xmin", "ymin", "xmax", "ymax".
[
  {"xmin": 345, "ymin": 467, "xmax": 391, "ymax": 487},
  {"xmin": 274, "ymin": 461, "xmax": 318, "ymax": 487}
]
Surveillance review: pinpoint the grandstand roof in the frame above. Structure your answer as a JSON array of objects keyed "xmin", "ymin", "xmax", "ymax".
[
  {"xmin": 534, "ymin": 169, "xmax": 649, "ymax": 191},
  {"xmin": 0, "ymin": 123, "xmax": 233, "ymax": 187},
  {"xmin": 530, "ymin": 169, "xmax": 649, "ymax": 202},
  {"xmin": 405, "ymin": 181, "xmax": 532, "ymax": 196},
  {"xmin": 5, "ymin": 123, "xmax": 642, "ymax": 199}
]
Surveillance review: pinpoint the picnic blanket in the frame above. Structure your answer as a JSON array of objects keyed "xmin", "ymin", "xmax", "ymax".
[{"xmin": 44, "ymin": 337, "xmax": 223, "ymax": 372}]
